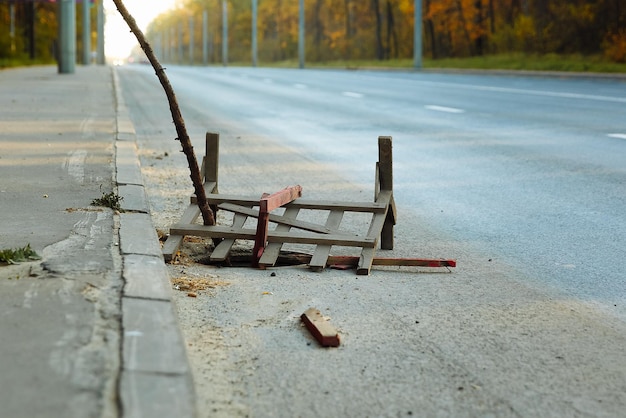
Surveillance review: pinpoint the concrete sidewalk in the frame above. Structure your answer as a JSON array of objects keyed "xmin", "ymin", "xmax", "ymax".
[{"xmin": 0, "ymin": 66, "xmax": 194, "ymax": 418}]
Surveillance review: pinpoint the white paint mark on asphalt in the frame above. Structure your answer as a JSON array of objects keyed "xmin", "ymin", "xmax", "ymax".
[
  {"xmin": 418, "ymin": 80, "xmax": 626, "ymax": 104},
  {"xmin": 425, "ymin": 105, "xmax": 465, "ymax": 114},
  {"xmin": 65, "ymin": 149, "xmax": 87, "ymax": 184},
  {"xmin": 293, "ymin": 83, "xmax": 307, "ymax": 89},
  {"xmin": 125, "ymin": 330, "xmax": 144, "ymax": 337},
  {"xmin": 263, "ymin": 78, "xmax": 273, "ymax": 84},
  {"xmin": 608, "ymin": 133, "xmax": 626, "ymax": 140},
  {"xmin": 342, "ymin": 91, "xmax": 364, "ymax": 98}
]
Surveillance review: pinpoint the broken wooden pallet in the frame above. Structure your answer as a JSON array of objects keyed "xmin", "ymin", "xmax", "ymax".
[{"xmin": 163, "ymin": 133, "xmax": 456, "ymax": 275}]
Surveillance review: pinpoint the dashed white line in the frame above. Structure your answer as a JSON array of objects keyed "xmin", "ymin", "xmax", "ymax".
[
  {"xmin": 342, "ymin": 91, "xmax": 364, "ymax": 98},
  {"xmin": 425, "ymin": 105, "xmax": 465, "ymax": 114},
  {"xmin": 293, "ymin": 83, "xmax": 307, "ymax": 89},
  {"xmin": 608, "ymin": 133, "xmax": 626, "ymax": 140}
]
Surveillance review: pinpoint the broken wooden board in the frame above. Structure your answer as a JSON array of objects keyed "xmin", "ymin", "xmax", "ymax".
[{"xmin": 301, "ymin": 308, "xmax": 340, "ymax": 347}]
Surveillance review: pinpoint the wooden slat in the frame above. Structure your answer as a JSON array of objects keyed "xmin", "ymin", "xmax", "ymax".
[
  {"xmin": 189, "ymin": 181, "xmax": 218, "ymax": 203},
  {"xmin": 162, "ymin": 204, "xmax": 201, "ymax": 262},
  {"xmin": 357, "ymin": 190, "xmax": 392, "ymax": 275},
  {"xmin": 169, "ymin": 224, "xmax": 375, "ymax": 247},
  {"xmin": 327, "ymin": 256, "xmax": 456, "ymax": 268},
  {"xmin": 192, "ymin": 194, "xmax": 388, "ymax": 213},
  {"xmin": 259, "ymin": 206, "xmax": 300, "ymax": 268},
  {"xmin": 205, "ymin": 133, "xmax": 219, "ymax": 185},
  {"xmin": 210, "ymin": 209, "xmax": 250, "ymax": 262},
  {"xmin": 260, "ymin": 185, "xmax": 302, "ymax": 212},
  {"xmin": 309, "ymin": 210, "xmax": 344, "ymax": 272},
  {"xmin": 218, "ymin": 203, "xmax": 355, "ymax": 236}
]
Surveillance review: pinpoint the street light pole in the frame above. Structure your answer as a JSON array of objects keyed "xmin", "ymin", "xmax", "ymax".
[
  {"xmin": 96, "ymin": 0, "xmax": 105, "ymax": 64},
  {"xmin": 251, "ymin": 0, "xmax": 258, "ymax": 67},
  {"xmin": 414, "ymin": 0, "xmax": 423, "ymax": 69},
  {"xmin": 222, "ymin": 0, "xmax": 228, "ymax": 66},
  {"xmin": 203, "ymin": 9, "xmax": 208, "ymax": 65},
  {"xmin": 58, "ymin": 0, "xmax": 76, "ymax": 74},
  {"xmin": 82, "ymin": 0, "xmax": 91, "ymax": 65},
  {"xmin": 298, "ymin": 0, "xmax": 305, "ymax": 69}
]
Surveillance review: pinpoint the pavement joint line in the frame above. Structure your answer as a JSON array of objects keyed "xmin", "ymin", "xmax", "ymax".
[{"xmin": 112, "ymin": 66, "xmax": 196, "ymax": 418}]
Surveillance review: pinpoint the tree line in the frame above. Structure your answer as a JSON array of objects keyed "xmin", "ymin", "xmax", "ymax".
[{"xmin": 2, "ymin": 1, "xmax": 625, "ymax": 66}]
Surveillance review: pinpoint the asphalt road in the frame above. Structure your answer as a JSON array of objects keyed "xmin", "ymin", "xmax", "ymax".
[
  {"xmin": 115, "ymin": 64, "xmax": 626, "ymax": 417},
  {"xmin": 123, "ymin": 65, "xmax": 626, "ymax": 320}
]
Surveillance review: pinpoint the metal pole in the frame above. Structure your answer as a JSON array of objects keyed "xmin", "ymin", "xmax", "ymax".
[
  {"xmin": 96, "ymin": 0, "xmax": 105, "ymax": 64},
  {"xmin": 9, "ymin": 2, "xmax": 15, "ymax": 54},
  {"xmin": 413, "ymin": 0, "xmax": 423, "ymax": 69},
  {"xmin": 222, "ymin": 0, "xmax": 228, "ymax": 66},
  {"xmin": 189, "ymin": 15, "xmax": 194, "ymax": 65},
  {"xmin": 168, "ymin": 26, "xmax": 178, "ymax": 62},
  {"xmin": 251, "ymin": 0, "xmax": 258, "ymax": 67},
  {"xmin": 58, "ymin": 0, "xmax": 76, "ymax": 74},
  {"xmin": 82, "ymin": 0, "xmax": 91, "ymax": 65},
  {"xmin": 178, "ymin": 22, "xmax": 183, "ymax": 63},
  {"xmin": 298, "ymin": 0, "xmax": 305, "ymax": 69},
  {"xmin": 202, "ymin": 9, "xmax": 208, "ymax": 65}
]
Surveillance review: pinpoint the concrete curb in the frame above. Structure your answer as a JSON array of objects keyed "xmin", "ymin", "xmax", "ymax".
[{"xmin": 111, "ymin": 67, "xmax": 196, "ymax": 418}]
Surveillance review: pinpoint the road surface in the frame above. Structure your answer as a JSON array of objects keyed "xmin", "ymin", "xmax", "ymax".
[{"xmin": 117, "ymin": 65, "xmax": 626, "ymax": 417}]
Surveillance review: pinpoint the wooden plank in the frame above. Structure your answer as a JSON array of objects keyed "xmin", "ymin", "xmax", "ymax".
[
  {"xmin": 259, "ymin": 206, "xmax": 300, "ymax": 268},
  {"xmin": 357, "ymin": 190, "xmax": 392, "ymax": 274},
  {"xmin": 189, "ymin": 181, "xmax": 218, "ymax": 203},
  {"xmin": 327, "ymin": 256, "xmax": 456, "ymax": 268},
  {"xmin": 192, "ymin": 194, "xmax": 388, "ymax": 213},
  {"xmin": 169, "ymin": 224, "xmax": 375, "ymax": 247},
  {"xmin": 377, "ymin": 136, "xmax": 393, "ymax": 191},
  {"xmin": 210, "ymin": 209, "xmax": 250, "ymax": 262},
  {"xmin": 260, "ymin": 185, "xmax": 302, "ymax": 212},
  {"xmin": 218, "ymin": 203, "xmax": 355, "ymax": 236},
  {"xmin": 254, "ymin": 186, "xmax": 302, "ymax": 266},
  {"xmin": 377, "ymin": 136, "xmax": 394, "ymax": 250},
  {"xmin": 205, "ymin": 133, "xmax": 219, "ymax": 185},
  {"xmin": 309, "ymin": 210, "xmax": 344, "ymax": 272},
  {"xmin": 300, "ymin": 308, "xmax": 340, "ymax": 347},
  {"xmin": 162, "ymin": 204, "xmax": 201, "ymax": 262}
]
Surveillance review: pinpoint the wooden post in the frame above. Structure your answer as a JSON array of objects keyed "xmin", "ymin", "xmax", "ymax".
[
  {"xmin": 205, "ymin": 133, "xmax": 219, "ymax": 188},
  {"xmin": 378, "ymin": 136, "xmax": 395, "ymax": 250}
]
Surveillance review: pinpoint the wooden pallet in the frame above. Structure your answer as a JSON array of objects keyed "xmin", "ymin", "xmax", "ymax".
[{"xmin": 163, "ymin": 133, "xmax": 455, "ymax": 275}]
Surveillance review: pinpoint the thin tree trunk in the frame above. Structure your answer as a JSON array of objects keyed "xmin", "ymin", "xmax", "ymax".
[{"xmin": 111, "ymin": 0, "xmax": 215, "ymax": 226}]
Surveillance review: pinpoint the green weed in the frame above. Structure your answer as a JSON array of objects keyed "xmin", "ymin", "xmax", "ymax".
[
  {"xmin": 0, "ymin": 244, "xmax": 41, "ymax": 265},
  {"xmin": 91, "ymin": 190, "xmax": 124, "ymax": 212}
]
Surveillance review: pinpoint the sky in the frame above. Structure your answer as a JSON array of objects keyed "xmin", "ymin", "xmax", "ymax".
[{"xmin": 104, "ymin": 0, "xmax": 178, "ymax": 59}]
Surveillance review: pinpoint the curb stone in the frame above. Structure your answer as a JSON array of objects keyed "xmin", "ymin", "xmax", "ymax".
[{"xmin": 111, "ymin": 67, "xmax": 197, "ymax": 418}]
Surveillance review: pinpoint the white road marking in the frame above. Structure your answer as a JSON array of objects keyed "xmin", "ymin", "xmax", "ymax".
[
  {"xmin": 342, "ymin": 91, "xmax": 363, "ymax": 98},
  {"xmin": 425, "ymin": 105, "xmax": 465, "ymax": 114},
  {"xmin": 419, "ymin": 80, "xmax": 626, "ymax": 103},
  {"xmin": 65, "ymin": 149, "xmax": 87, "ymax": 184},
  {"xmin": 293, "ymin": 83, "xmax": 307, "ymax": 89},
  {"xmin": 608, "ymin": 133, "xmax": 626, "ymax": 140}
]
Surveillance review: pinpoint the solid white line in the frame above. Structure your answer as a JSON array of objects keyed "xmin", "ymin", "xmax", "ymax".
[
  {"xmin": 425, "ymin": 105, "xmax": 465, "ymax": 114},
  {"xmin": 342, "ymin": 91, "xmax": 363, "ymax": 98},
  {"xmin": 418, "ymin": 80, "xmax": 626, "ymax": 104},
  {"xmin": 608, "ymin": 133, "xmax": 626, "ymax": 139}
]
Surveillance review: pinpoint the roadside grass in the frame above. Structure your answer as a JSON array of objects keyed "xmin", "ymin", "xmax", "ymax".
[
  {"xmin": 226, "ymin": 53, "xmax": 626, "ymax": 73},
  {"xmin": 0, "ymin": 244, "xmax": 41, "ymax": 265},
  {"xmin": 0, "ymin": 57, "xmax": 55, "ymax": 69}
]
